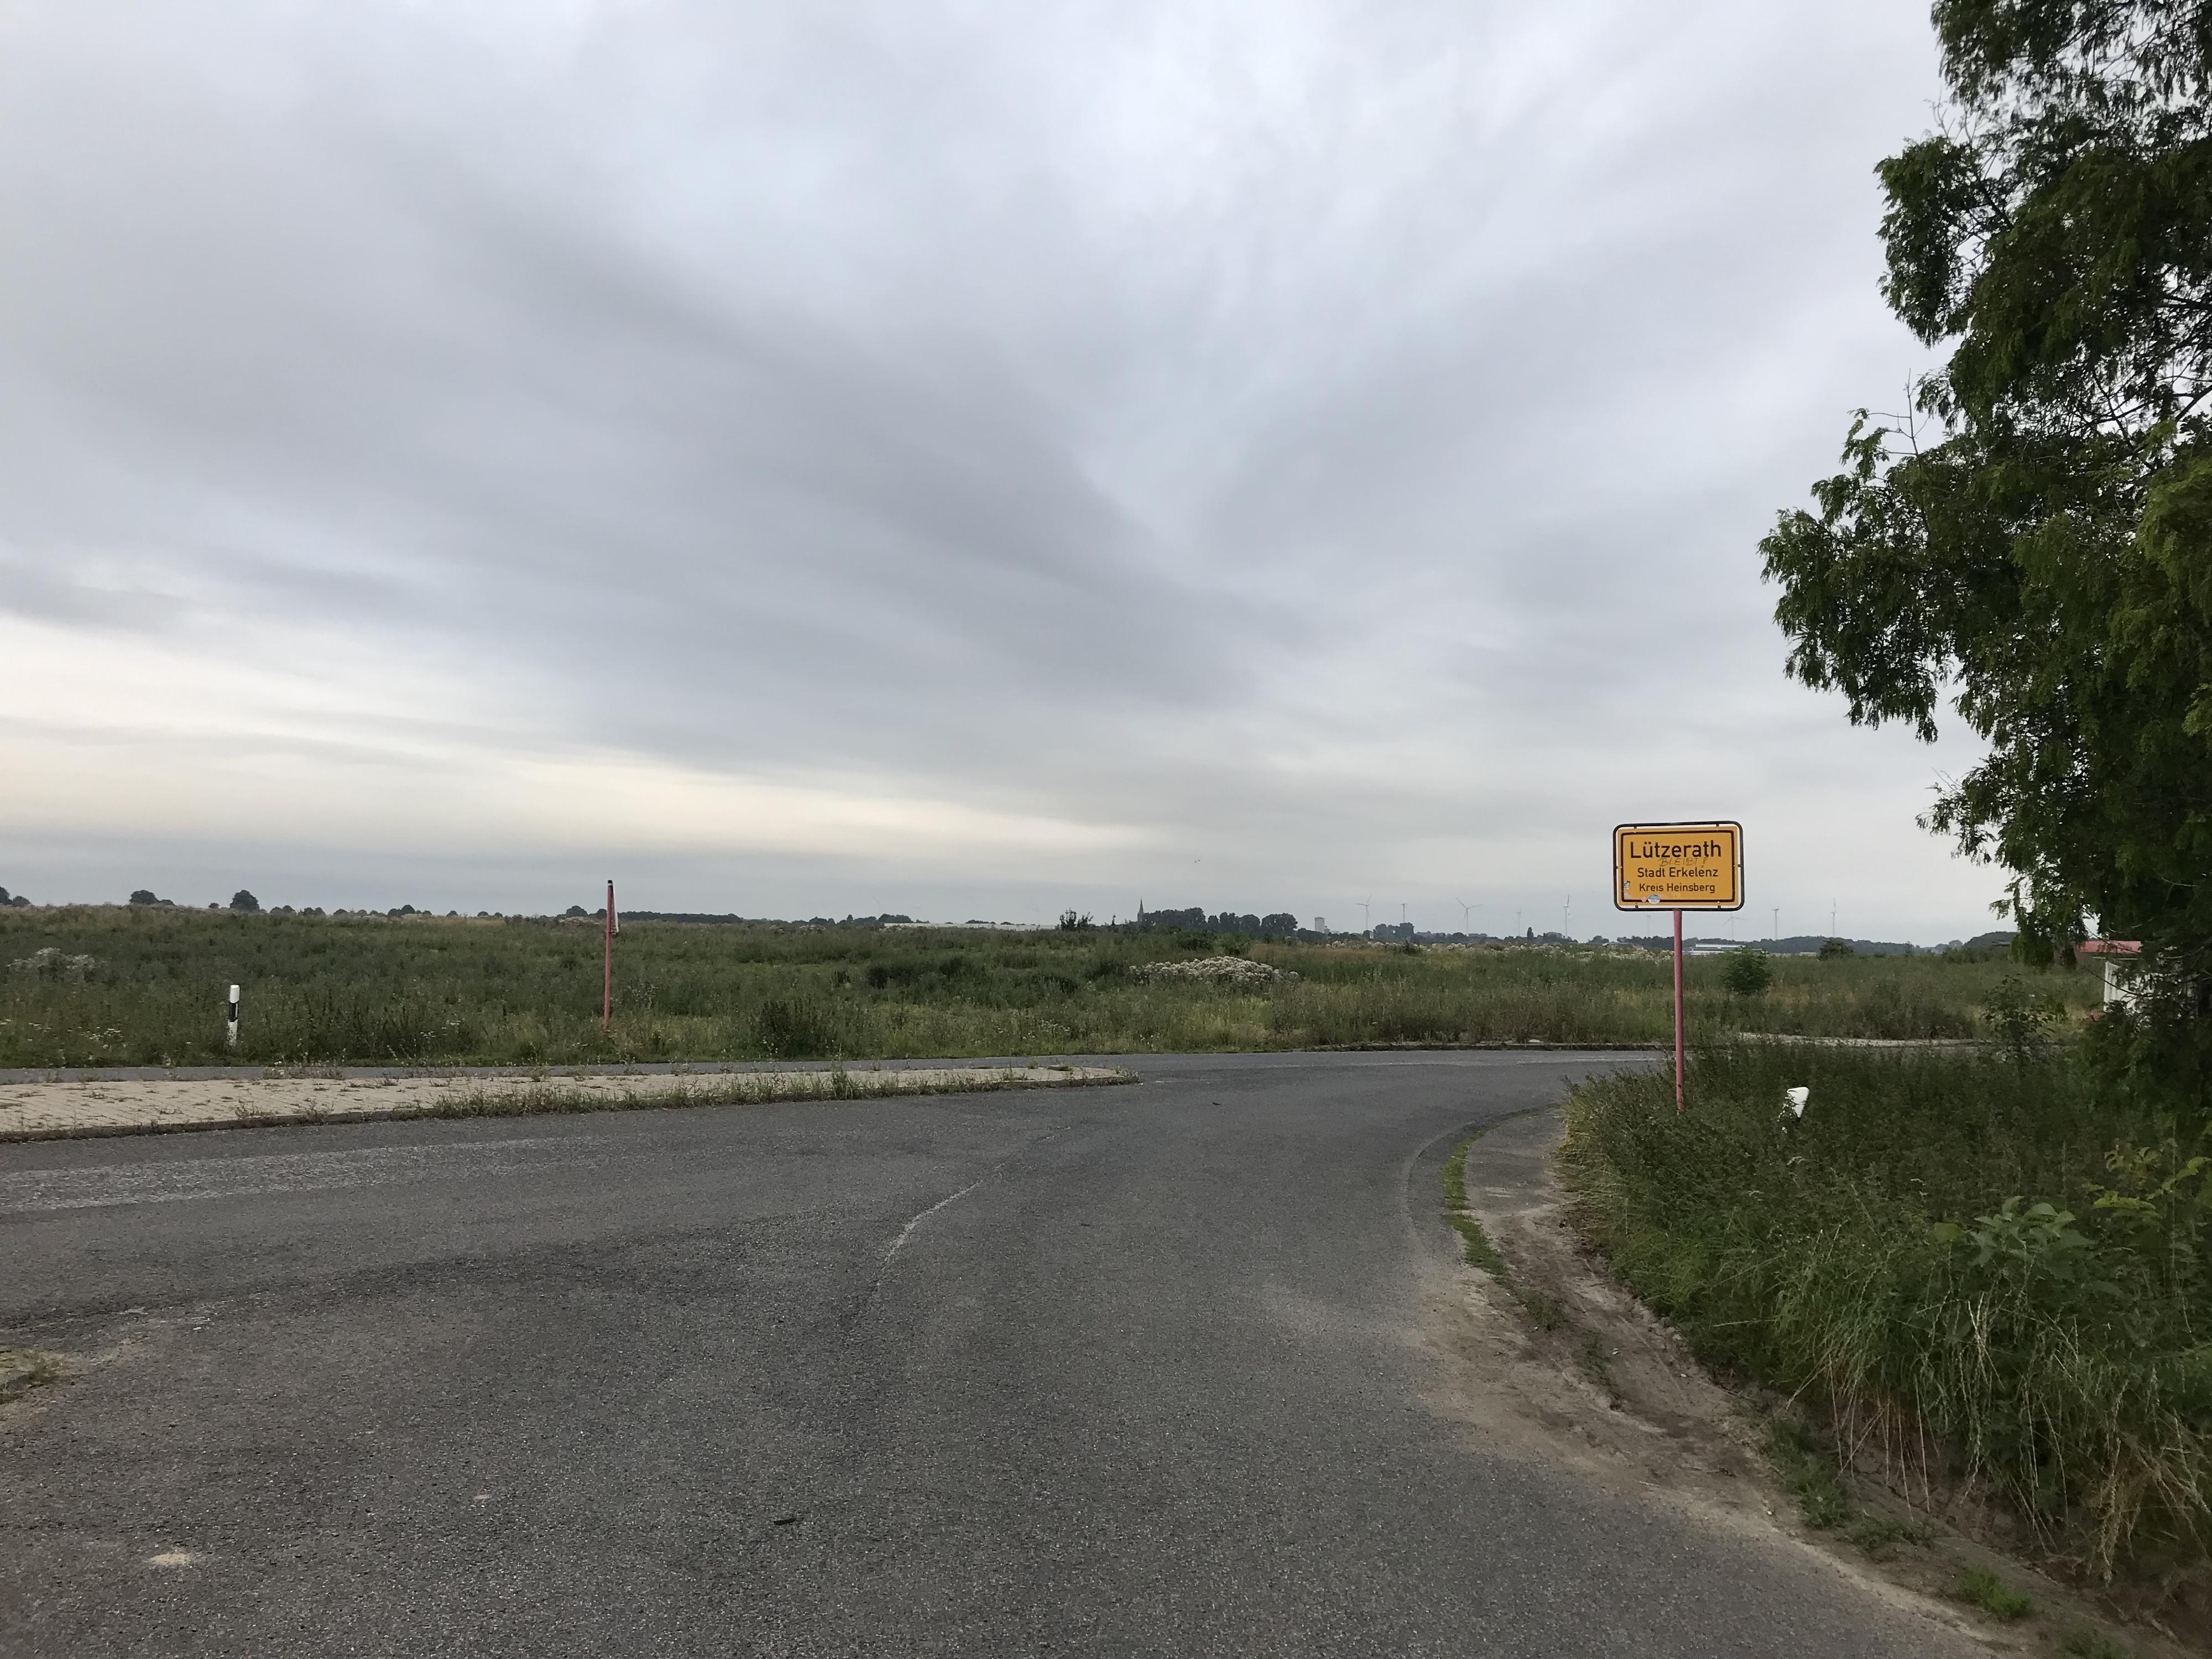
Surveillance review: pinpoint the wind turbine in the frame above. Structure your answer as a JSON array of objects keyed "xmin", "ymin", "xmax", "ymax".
[
  {"xmin": 1358, "ymin": 898, "xmax": 1371, "ymax": 932},
  {"xmin": 1455, "ymin": 898, "xmax": 1475, "ymax": 932}
]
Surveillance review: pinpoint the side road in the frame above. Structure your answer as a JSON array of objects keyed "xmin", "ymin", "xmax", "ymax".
[{"xmin": 1454, "ymin": 1108, "xmax": 2187, "ymax": 1659}]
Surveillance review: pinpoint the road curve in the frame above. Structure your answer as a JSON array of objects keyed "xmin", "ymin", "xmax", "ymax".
[{"xmin": 1, "ymin": 1051, "xmax": 1971, "ymax": 1657}]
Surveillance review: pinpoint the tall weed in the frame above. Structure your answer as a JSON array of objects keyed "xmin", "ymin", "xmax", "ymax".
[{"xmin": 1561, "ymin": 1046, "xmax": 2210, "ymax": 1572}]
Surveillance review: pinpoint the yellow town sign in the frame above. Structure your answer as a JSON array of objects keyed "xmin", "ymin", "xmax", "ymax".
[{"xmin": 1613, "ymin": 822, "xmax": 1743, "ymax": 912}]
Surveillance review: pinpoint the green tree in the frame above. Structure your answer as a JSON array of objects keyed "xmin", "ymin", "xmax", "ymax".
[
  {"xmin": 1761, "ymin": 2, "xmax": 2212, "ymax": 1087},
  {"xmin": 229, "ymin": 890, "xmax": 261, "ymax": 913}
]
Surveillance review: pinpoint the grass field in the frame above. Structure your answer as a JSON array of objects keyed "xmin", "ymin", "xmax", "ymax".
[
  {"xmin": 1562, "ymin": 1045, "xmax": 2210, "ymax": 1578},
  {"xmin": 0, "ymin": 905, "xmax": 2100, "ymax": 1068}
]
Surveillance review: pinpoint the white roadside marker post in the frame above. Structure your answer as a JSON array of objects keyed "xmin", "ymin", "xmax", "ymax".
[{"xmin": 227, "ymin": 984, "xmax": 239, "ymax": 1050}]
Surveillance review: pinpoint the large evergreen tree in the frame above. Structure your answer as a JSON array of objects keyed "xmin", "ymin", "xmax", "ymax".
[{"xmin": 1762, "ymin": 2, "xmax": 2212, "ymax": 1076}]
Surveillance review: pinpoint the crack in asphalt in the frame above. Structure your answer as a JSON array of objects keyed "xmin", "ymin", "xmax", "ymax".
[
  {"xmin": 879, "ymin": 1176, "xmax": 988, "ymax": 1272},
  {"xmin": 846, "ymin": 1127, "xmax": 1070, "ymax": 1331}
]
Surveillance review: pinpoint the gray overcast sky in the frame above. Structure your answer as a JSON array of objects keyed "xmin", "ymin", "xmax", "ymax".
[{"xmin": 1, "ymin": 0, "xmax": 1987, "ymax": 939}]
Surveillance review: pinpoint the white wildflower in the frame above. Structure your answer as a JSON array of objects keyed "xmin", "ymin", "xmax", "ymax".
[
  {"xmin": 1130, "ymin": 956, "xmax": 1298, "ymax": 988},
  {"xmin": 8, "ymin": 947, "xmax": 97, "ymax": 982}
]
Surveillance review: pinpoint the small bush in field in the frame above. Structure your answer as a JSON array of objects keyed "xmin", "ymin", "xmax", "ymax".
[
  {"xmin": 1983, "ymin": 973, "xmax": 2067, "ymax": 1057},
  {"xmin": 752, "ymin": 995, "xmax": 837, "ymax": 1059},
  {"xmin": 9, "ymin": 947, "xmax": 97, "ymax": 983},
  {"xmin": 1722, "ymin": 947, "xmax": 1773, "ymax": 998}
]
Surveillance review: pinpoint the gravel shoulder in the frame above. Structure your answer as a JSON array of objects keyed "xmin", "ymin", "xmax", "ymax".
[{"xmin": 0, "ymin": 1064, "xmax": 1128, "ymax": 1141}]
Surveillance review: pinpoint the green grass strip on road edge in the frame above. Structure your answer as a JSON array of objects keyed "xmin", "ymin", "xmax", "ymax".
[
  {"xmin": 1440, "ymin": 1132, "xmax": 1507, "ymax": 1276},
  {"xmin": 1442, "ymin": 1125, "xmax": 1564, "ymax": 1331}
]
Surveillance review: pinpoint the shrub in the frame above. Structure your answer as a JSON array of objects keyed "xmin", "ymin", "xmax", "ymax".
[
  {"xmin": 1723, "ymin": 947, "xmax": 1774, "ymax": 998},
  {"xmin": 1819, "ymin": 937, "xmax": 1855, "ymax": 960},
  {"xmin": 1984, "ymin": 974, "xmax": 2067, "ymax": 1058},
  {"xmin": 1954, "ymin": 1567, "xmax": 2035, "ymax": 1622},
  {"xmin": 8, "ymin": 947, "xmax": 96, "ymax": 982},
  {"xmin": 751, "ymin": 995, "xmax": 838, "ymax": 1059},
  {"xmin": 230, "ymin": 890, "xmax": 261, "ymax": 913}
]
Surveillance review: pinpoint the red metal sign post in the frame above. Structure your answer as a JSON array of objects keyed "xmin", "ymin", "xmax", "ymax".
[{"xmin": 1672, "ymin": 907, "xmax": 1684, "ymax": 1110}]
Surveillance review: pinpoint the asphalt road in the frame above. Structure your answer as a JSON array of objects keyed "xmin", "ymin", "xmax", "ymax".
[{"xmin": 1, "ymin": 1051, "xmax": 1969, "ymax": 1657}]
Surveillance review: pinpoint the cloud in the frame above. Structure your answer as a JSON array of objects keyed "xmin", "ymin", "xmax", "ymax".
[{"xmin": 0, "ymin": 0, "xmax": 1987, "ymax": 935}]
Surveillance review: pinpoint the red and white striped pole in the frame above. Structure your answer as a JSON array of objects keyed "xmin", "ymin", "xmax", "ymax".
[
  {"xmin": 603, "ymin": 879, "xmax": 615, "ymax": 1031},
  {"xmin": 1672, "ymin": 907, "xmax": 1684, "ymax": 1110}
]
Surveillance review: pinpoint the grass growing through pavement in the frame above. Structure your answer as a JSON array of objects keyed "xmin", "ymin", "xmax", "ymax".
[
  {"xmin": 1577, "ymin": 1334, "xmax": 1623, "ymax": 1407},
  {"xmin": 1955, "ymin": 1567, "xmax": 2038, "ymax": 1622},
  {"xmin": 1766, "ymin": 1418, "xmax": 1854, "ymax": 1531},
  {"xmin": 1441, "ymin": 1129, "xmax": 1564, "ymax": 1331},
  {"xmin": 0, "ymin": 906, "xmax": 2100, "ymax": 1068},
  {"xmin": 1561, "ymin": 1043, "xmax": 2212, "ymax": 1577},
  {"xmin": 0, "ymin": 1349, "xmax": 66, "ymax": 1403},
  {"xmin": 2060, "ymin": 1626, "xmax": 2137, "ymax": 1658},
  {"xmin": 1441, "ymin": 1135, "xmax": 1508, "ymax": 1275},
  {"xmin": 1845, "ymin": 1514, "xmax": 1936, "ymax": 1562},
  {"xmin": 1761, "ymin": 1416, "xmax": 1938, "ymax": 1558}
]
